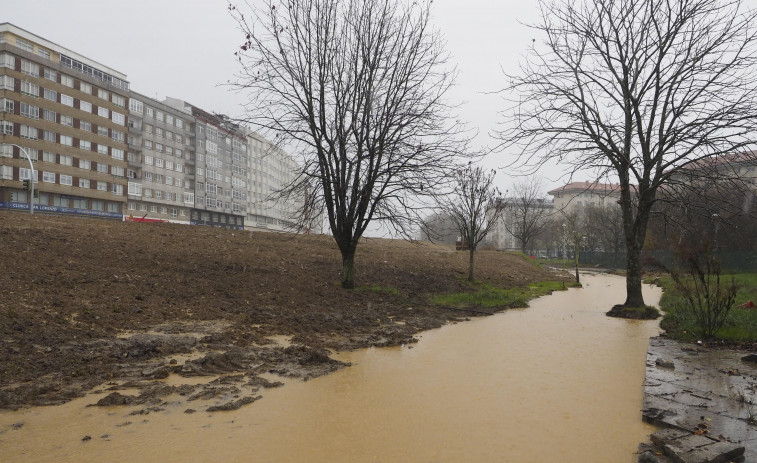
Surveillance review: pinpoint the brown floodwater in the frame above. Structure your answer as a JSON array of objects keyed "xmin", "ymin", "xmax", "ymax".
[{"xmin": 0, "ymin": 273, "xmax": 661, "ymax": 462}]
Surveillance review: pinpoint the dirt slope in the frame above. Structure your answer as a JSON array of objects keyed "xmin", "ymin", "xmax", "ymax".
[{"xmin": 0, "ymin": 211, "xmax": 566, "ymax": 410}]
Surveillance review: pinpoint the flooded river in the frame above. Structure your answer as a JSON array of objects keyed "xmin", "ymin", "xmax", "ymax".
[{"xmin": 0, "ymin": 273, "xmax": 662, "ymax": 462}]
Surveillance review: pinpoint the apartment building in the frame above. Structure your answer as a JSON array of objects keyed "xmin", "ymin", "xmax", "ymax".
[
  {"xmin": 548, "ymin": 181, "xmax": 621, "ymax": 213},
  {"xmin": 164, "ymin": 98, "xmax": 248, "ymax": 229},
  {"xmin": 245, "ymin": 130, "xmax": 302, "ymax": 231},
  {"xmin": 126, "ymin": 92, "xmax": 194, "ymax": 223},
  {"xmin": 0, "ymin": 23, "xmax": 129, "ymax": 218},
  {"xmin": 486, "ymin": 196, "xmax": 554, "ymax": 252}
]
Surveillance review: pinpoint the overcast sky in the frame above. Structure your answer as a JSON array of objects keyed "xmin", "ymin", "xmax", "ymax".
[{"xmin": 7, "ymin": 0, "xmax": 757, "ymax": 196}]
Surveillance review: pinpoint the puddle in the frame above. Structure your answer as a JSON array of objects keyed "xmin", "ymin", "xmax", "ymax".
[{"xmin": 0, "ymin": 273, "xmax": 661, "ymax": 462}]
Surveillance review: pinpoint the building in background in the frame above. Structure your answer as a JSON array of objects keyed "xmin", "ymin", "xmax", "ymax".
[
  {"xmin": 486, "ymin": 196, "xmax": 554, "ymax": 252},
  {"xmin": 127, "ymin": 92, "xmax": 194, "ymax": 223},
  {"xmin": 0, "ymin": 23, "xmax": 129, "ymax": 218},
  {"xmin": 547, "ymin": 181, "xmax": 621, "ymax": 214},
  {"xmin": 0, "ymin": 23, "xmax": 320, "ymax": 233}
]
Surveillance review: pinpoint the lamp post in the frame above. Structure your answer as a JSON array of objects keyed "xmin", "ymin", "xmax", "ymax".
[{"xmin": 6, "ymin": 143, "xmax": 36, "ymax": 215}]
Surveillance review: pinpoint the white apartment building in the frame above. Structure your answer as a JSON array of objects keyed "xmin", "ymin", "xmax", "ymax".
[{"xmin": 548, "ymin": 181, "xmax": 622, "ymax": 213}]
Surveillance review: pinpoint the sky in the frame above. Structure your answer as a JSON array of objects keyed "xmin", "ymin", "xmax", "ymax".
[
  {"xmin": 5, "ymin": 0, "xmax": 554, "ymax": 191},
  {"xmin": 8, "ymin": 0, "xmax": 757, "ymax": 201}
]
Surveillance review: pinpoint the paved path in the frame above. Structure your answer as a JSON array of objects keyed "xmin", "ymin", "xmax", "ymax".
[{"xmin": 641, "ymin": 337, "xmax": 757, "ymax": 462}]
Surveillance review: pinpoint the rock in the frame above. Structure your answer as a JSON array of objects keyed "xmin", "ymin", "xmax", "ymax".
[
  {"xmin": 94, "ymin": 392, "xmax": 135, "ymax": 406},
  {"xmin": 638, "ymin": 450, "xmax": 659, "ymax": 463},
  {"xmin": 206, "ymin": 396, "xmax": 259, "ymax": 412},
  {"xmin": 141, "ymin": 366, "xmax": 170, "ymax": 379},
  {"xmin": 82, "ymin": 435, "xmax": 92, "ymax": 442},
  {"xmin": 655, "ymin": 358, "xmax": 675, "ymax": 369},
  {"xmin": 741, "ymin": 354, "xmax": 757, "ymax": 364}
]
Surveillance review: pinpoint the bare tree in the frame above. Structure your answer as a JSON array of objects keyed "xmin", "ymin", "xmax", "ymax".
[
  {"xmin": 503, "ymin": 178, "xmax": 552, "ymax": 254},
  {"xmin": 498, "ymin": 0, "xmax": 757, "ymax": 308},
  {"xmin": 584, "ymin": 204, "xmax": 624, "ymax": 255},
  {"xmin": 230, "ymin": 0, "xmax": 467, "ymax": 288},
  {"xmin": 439, "ymin": 165, "xmax": 504, "ymax": 281}
]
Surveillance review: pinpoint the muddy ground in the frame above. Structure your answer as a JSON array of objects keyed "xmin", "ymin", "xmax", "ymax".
[{"xmin": 0, "ymin": 211, "xmax": 568, "ymax": 412}]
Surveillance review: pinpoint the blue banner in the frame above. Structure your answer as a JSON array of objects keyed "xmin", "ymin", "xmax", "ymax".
[{"xmin": 0, "ymin": 202, "xmax": 123, "ymax": 219}]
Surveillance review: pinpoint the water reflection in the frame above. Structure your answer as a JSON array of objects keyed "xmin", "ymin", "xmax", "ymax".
[{"xmin": 0, "ymin": 273, "xmax": 661, "ymax": 462}]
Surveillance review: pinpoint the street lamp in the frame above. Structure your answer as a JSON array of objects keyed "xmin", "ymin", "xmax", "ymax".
[{"xmin": 4, "ymin": 143, "xmax": 36, "ymax": 215}]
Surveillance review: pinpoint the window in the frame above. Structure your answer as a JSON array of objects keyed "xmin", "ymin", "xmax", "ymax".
[
  {"xmin": 60, "ymin": 115, "xmax": 73, "ymax": 126},
  {"xmin": 170, "ymin": 208, "xmax": 178, "ymax": 218},
  {"xmin": 143, "ymin": 188, "xmax": 152, "ymax": 198},
  {"xmin": 166, "ymin": 115, "xmax": 174, "ymax": 125},
  {"xmin": 128, "ymin": 202, "xmax": 136, "ymax": 211},
  {"xmin": 166, "ymin": 161, "xmax": 174, "ymax": 170},
  {"xmin": 129, "ymin": 99, "xmax": 143, "ymax": 113},
  {"xmin": 150, "ymin": 205, "xmax": 157, "ymax": 213},
  {"xmin": 144, "ymin": 124, "xmax": 153, "ymax": 134},
  {"xmin": 79, "ymin": 140, "xmax": 91, "ymax": 150},
  {"xmin": 21, "ymin": 80, "xmax": 39, "ymax": 96},
  {"xmin": 1, "ymin": 121, "xmax": 13, "ymax": 135},
  {"xmin": 144, "ymin": 155, "xmax": 153, "ymax": 165},
  {"xmin": 92, "ymin": 200, "xmax": 104, "ymax": 211},
  {"xmin": 161, "ymin": 207, "xmax": 168, "ymax": 215},
  {"xmin": 43, "ymin": 89, "xmax": 57, "ymax": 102},
  {"xmin": 155, "ymin": 143, "xmax": 163, "ymax": 153},
  {"xmin": 97, "ymin": 163, "xmax": 109, "ymax": 173},
  {"xmin": 140, "ymin": 204, "xmax": 147, "ymax": 212},
  {"xmin": 155, "ymin": 190, "xmax": 163, "ymax": 200},
  {"xmin": 156, "ymin": 158, "xmax": 164, "ymax": 168},
  {"xmin": 37, "ymin": 48, "xmax": 51, "ymax": 60},
  {"xmin": 176, "ymin": 149, "xmax": 183, "ymax": 158},
  {"xmin": 43, "ymin": 151, "xmax": 56, "ymax": 163},
  {"xmin": 16, "ymin": 38, "xmax": 34, "ymax": 52},
  {"xmin": 176, "ymin": 163, "xmax": 183, "ymax": 172},
  {"xmin": 80, "ymin": 100, "xmax": 92, "ymax": 112},
  {"xmin": 196, "ymin": 167, "xmax": 204, "ymax": 177},
  {"xmin": 97, "ymin": 144, "xmax": 108, "ymax": 155},
  {"xmin": 19, "ymin": 167, "xmax": 33, "ymax": 180},
  {"xmin": 166, "ymin": 176, "xmax": 173, "ymax": 186},
  {"xmin": 0, "ymin": 75, "xmax": 14, "ymax": 91},
  {"xmin": 206, "ymin": 140, "xmax": 218, "ymax": 154},
  {"xmin": 0, "ymin": 165, "xmax": 12, "ymax": 180},
  {"xmin": 175, "ymin": 178, "xmax": 183, "ymax": 187},
  {"xmin": 0, "ymin": 53, "xmax": 15, "ymax": 69},
  {"xmin": 128, "ymin": 182, "xmax": 142, "ymax": 196},
  {"xmin": 98, "ymin": 88, "xmax": 109, "ymax": 100},
  {"xmin": 72, "ymin": 198, "xmax": 87, "ymax": 208},
  {"xmin": 166, "ymin": 132, "xmax": 173, "ymax": 141},
  {"xmin": 20, "ymin": 125, "xmax": 38, "ymax": 140},
  {"xmin": 60, "ymin": 174, "xmax": 73, "ymax": 186},
  {"xmin": 156, "ymin": 127, "xmax": 163, "ymax": 137},
  {"xmin": 156, "ymin": 111, "xmax": 164, "ymax": 122},
  {"xmin": 111, "ymin": 130, "xmax": 124, "ymax": 143},
  {"xmin": 59, "ymin": 155, "xmax": 73, "ymax": 166},
  {"xmin": 176, "ymin": 119, "xmax": 184, "ymax": 129},
  {"xmin": 80, "ymin": 82, "xmax": 92, "ymax": 94},
  {"xmin": 97, "ymin": 107, "xmax": 109, "ymax": 118},
  {"xmin": 61, "ymin": 94, "xmax": 74, "ymax": 107},
  {"xmin": 61, "ymin": 75, "xmax": 74, "ymax": 87},
  {"xmin": 145, "ymin": 107, "xmax": 154, "ymax": 118},
  {"xmin": 43, "ymin": 171, "xmax": 56, "ymax": 183},
  {"xmin": 60, "ymin": 135, "xmax": 73, "ymax": 146},
  {"xmin": 111, "ymin": 111, "xmax": 125, "ymax": 126},
  {"xmin": 21, "ymin": 59, "xmax": 40, "ymax": 77},
  {"xmin": 44, "ymin": 68, "xmax": 57, "ymax": 81},
  {"xmin": 79, "ymin": 159, "xmax": 91, "ymax": 170},
  {"xmin": 43, "ymin": 130, "xmax": 56, "ymax": 142},
  {"xmin": 43, "ymin": 109, "xmax": 56, "ymax": 122},
  {"xmin": 0, "ymin": 144, "xmax": 13, "ymax": 157},
  {"xmin": 112, "ymin": 94, "xmax": 125, "ymax": 108},
  {"xmin": 108, "ymin": 203, "xmax": 120, "ymax": 213},
  {"xmin": 111, "ymin": 148, "xmax": 124, "ymax": 160},
  {"xmin": 79, "ymin": 178, "xmax": 90, "ymax": 188},
  {"xmin": 80, "ymin": 120, "xmax": 91, "ymax": 131},
  {"xmin": 112, "ymin": 166, "xmax": 124, "ymax": 177},
  {"xmin": 144, "ymin": 171, "xmax": 153, "ymax": 181},
  {"xmin": 97, "ymin": 181, "xmax": 107, "ymax": 191},
  {"xmin": 98, "ymin": 126, "xmax": 108, "ymax": 137},
  {"xmin": 20, "ymin": 103, "xmax": 39, "ymax": 119},
  {"xmin": 156, "ymin": 174, "xmax": 164, "ymax": 183},
  {"xmin": 111, "ymin": 184, "xmax": 123, "ymax": 195}
]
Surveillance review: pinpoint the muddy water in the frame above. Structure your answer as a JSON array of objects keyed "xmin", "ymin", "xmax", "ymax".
[{"xmin": 0, "ymin": 273, "xmax": 661, "ymax": 462}]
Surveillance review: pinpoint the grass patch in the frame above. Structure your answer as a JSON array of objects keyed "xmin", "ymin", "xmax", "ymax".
[
  {"xmin": 356, "ymin": 284, "xmax": 401, "ymax": 296},
  {"xmin": 432, "ymin": 280, "xmax": 570, "ymax": 310},
  {"xmin": 658, "ymin": 272, "xmax": 757, "ymax": 342}
]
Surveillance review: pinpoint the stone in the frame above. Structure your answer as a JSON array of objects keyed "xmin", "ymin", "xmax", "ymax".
[
  {"xmin": 639, "ymin": 450, "xmax": 660, "ymax": 463},
  {"xmin": 741, "ymin": 354, "xmax": 757, "ymax": 364},
  {"xmin": 656, "ymin": 358, "xmax": 675, "ymax": 369},
  {"xmin": 651, "ymin": 428, "xmax": 690, "ymax": 447}
]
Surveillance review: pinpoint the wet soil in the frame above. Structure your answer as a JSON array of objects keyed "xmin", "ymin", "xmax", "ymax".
[{"xmin": 0, "ymin": 211, "xmax": 567, "ymax": 411}]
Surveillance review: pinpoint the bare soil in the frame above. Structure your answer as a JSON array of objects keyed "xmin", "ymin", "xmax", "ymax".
[{"xmin": 0, "ymin": 211, "xmax": 568, "ymax": 412}]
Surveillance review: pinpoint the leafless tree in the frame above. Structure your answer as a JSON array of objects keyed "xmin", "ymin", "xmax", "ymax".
[
  {"xmin": 439, "ymin": 165, "xmax": 504, "ymax": 281},
  {"xmin": 503, "ymin": 178, "xmax": 552, "ymax": 254},
  {"xmin": 498, "ymin": 0, "xmax": 757, "ymax": 308},
  {"xmin": 583, "ymin": 204, "xmax": 624, "ymax": 255},
  {"xmin": 230, "ymin": 0, "xmax": 468, "ymax": 288}
]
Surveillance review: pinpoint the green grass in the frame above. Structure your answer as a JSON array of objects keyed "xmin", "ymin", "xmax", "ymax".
[
  {"xmin": 356, "ymin": 284, "xmax": 401, "ymax": 296},
  {"xmin": 431, "ymin": 280, "xmax": 571, "ymax": 310},
  {"xmin": 657, "ymin": 273, "xmax": 757, "ymax": 342}
]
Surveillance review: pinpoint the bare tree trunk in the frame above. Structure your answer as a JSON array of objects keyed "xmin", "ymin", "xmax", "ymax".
[
  {"xmin": 341, "ymin": 249, "xmax": 356, "ymax": 289},
  {"xmin": 468, "ymin": 248, "xmax": 475, "ymax": 282},
  {"xmin": 624, "ymin": 242, "xmax": 645, "ymax": 307}
]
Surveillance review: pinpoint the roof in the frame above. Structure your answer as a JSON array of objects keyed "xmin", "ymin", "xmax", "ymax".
[{"xmin": 547, "ymin": 181, "xmax": 621, "ymax": 196}]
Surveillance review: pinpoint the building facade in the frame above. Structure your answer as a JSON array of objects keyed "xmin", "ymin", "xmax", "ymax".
[
  {"xmin": 547, "ymin": 181, "xmax": 621, "ymax": 214},
  {"xmin": 126, "ymin": 92, "xmax": 194, "ymax": 223},
  {"xmin": 0, "ymin": 23, "xmax": 129, "ymax": 218}
]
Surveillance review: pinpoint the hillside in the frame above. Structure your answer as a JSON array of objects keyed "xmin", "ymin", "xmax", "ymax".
[{"xmin": 0, "ymin": 211, "xmax": 567, "ymax": 410}]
